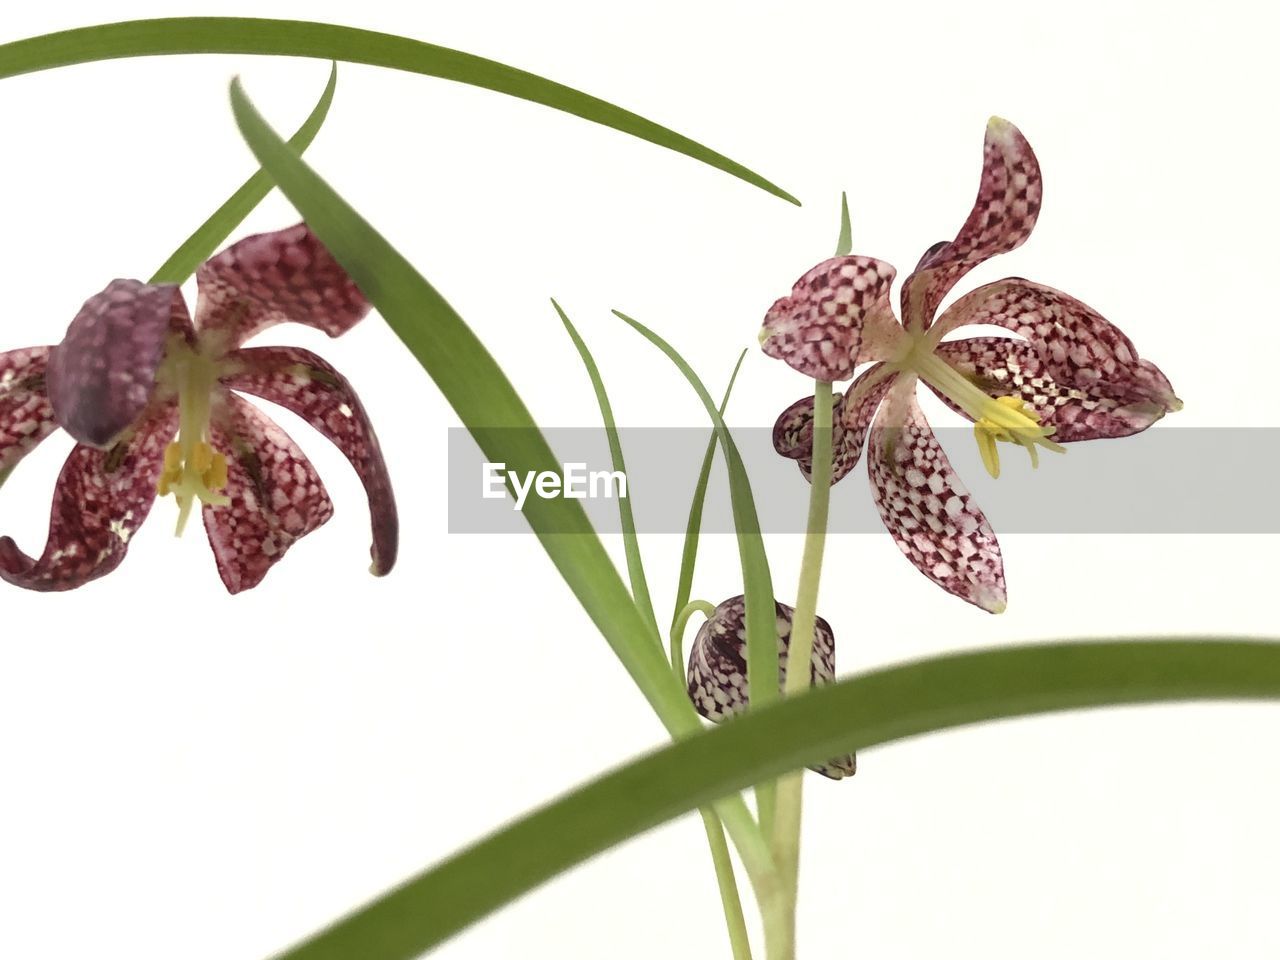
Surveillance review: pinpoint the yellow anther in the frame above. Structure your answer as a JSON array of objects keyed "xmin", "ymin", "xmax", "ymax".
[
  {"xmin": 157, "ymin": 442, "xmax": 184, "ymax": 496},
  {"xmin": 202, "ymin": 451, "xmax": 229, "ymax": 491},
  {"xmin": 972, "ymin": 396, "xmax": 1064, "ymax": 479}
]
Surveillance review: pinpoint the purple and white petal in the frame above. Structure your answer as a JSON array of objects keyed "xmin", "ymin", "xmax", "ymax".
[
  {"xmin": 868, "ymin": 378, "xmax": 1006, "ymax": 612},
  {"xmin": 220, "ymin": 346, "xmax": 397, "ymax": 576},
  {"xmin": 934, "ymin": 337, "xmax": 1171, "ymax": 441},
  {"xmin": 1, "ymin": 347, "xmax": 58, "ymax": 472},
  {"xmin": 687, "ymin": 595, "xmax": 856, "ymax": 780},
  {"xmin": 773, "ymin": 364, "xmax": 897, "ymax": 484},
  {"xmin": 46, "ymin": 281, "xmax": 191, "ymax": 448},
  {"xmin": 932, "ymin": 279, "xmax": 1179, "ymax": 411},
  {"xmin": 760, "ymin": 256, "xmax": 898, "ymax": 381},
  {"xmin": 900, "ymin": 118, "xmax": 1042, "ymax": 330},
  {"xmin": 0, "ymin": 406, "xmax": 177, "ymax": 592},
  {"xmin": 202, "ymin": 392, "xmax": 334, "ymax": 594},
  {"xmin": 194, "ymin": 223, "xmax": 370, "ymax": 350}
]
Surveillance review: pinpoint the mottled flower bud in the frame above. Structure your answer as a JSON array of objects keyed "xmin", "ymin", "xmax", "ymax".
[{"xmin": 687, "ymin": 595, "xmax": 855, "ymax": 780}]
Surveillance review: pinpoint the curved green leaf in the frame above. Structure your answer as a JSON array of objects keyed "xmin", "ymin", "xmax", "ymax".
[
  {"xmin": 271, "ymin": 638, "xmax": 1280, "ymax": 959},
  {"xmin": 149, "ymin": 61, "xmax": 338, "ymax": 284},
  {"xmin": 227, "ymin": 76, "xmax": 684, "ymax": 731},
  {"xmin": 226, "ymin": 78, "xmax": 779, "ymax": 895},
  {"xmin": 0, "ymin": 18, "xmax": 798, "ymax": 205},
  {"xmin": 613, "ymin": 311, "xmax": 779, "ymax": 829},
  {"xmin": 671, "ymin": 350, "xmax": 747, "ymax": 627},
  {"xmin": 552, "ymin": 298, "xmax": 659, "ymax": 641},
  {"xmin": 834, "ymin": 191, "xmax": 851, "ymax": 257}
]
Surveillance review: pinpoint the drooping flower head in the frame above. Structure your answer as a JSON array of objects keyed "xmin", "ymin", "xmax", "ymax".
[
  {"xmin": 688, "ymin": 595, "xmax": 856, "ymax": 780},
  {"xmin": 0, "ymin": 223, "xmax": 397, "ymax": 593},
  {"xmin": 761, "ymin": 119, "xmax": 1178, "ymax": 612}
]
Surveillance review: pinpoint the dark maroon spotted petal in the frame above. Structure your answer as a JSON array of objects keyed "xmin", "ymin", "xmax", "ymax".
[
  {"xmin": 203, "ymin": 392, "xmax": 334, "ymax": 594},
  {"xmin": 773, "ymin": 364, "xmax": 897, "ymax": 485},
  {"xmin": 933, "ymin": 279, "xmax": 1179, "ymax": 412},
  {"xmin": 868, "ymin": 378, "xmax": 1006, "ymax": 613},
  {"xmin": 933, "ymin": 337, "xmax": 1171, "ymax": 442},
  {"xmin": 0, "ymin": 406, "xmax": 177, "ymax": 592},
  {"xmin": 687, "ymin": 595, "xmax": 856, "ymax": 780},
  {"xmin": 195, "ymin": 223, "xmax": 371, "ymax": 350},
  {"xmin": 760, "ymin": 255, "xmax": 898, "ymax": 381},
  {"xmin": 47, "ymin": 281, "xmax": 190, "ymax": 448},
  {"xmin": 900, "ymin": 118, "xmax": 1042, "ymax": 330},
  {"xmin": 220, "ymin": 346, "xmax": 398, "ymax": 576},
  {"xmin": 1, "ymin": 347, "xmax": 58, "ymax": 473}
]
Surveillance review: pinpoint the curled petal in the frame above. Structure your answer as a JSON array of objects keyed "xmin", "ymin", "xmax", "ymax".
[
  {"xmin": 195, "ymin": 223, "xmax": 371, "ymax": 349},
  {"xmin": 220, "ymin": 346, "xmax": 398, "ymax": 576},
  {"xmin": 46, "ymin": 281, "xmax": 192, "ymax": 447},
  {"xmin": 760, "ymin": 256, "xmax": 898, "ymax": 381},
  {"xmin": 1, "ymin": 347, "xmax": 58, "ymax": 472},
  {"xmin": 933, "ymin": 279, "xmax": 1179, "ymax": 411},
  {"xmin": 0, "ymin": 406, "xmax": 177, "ymax": 591},
  {"xmin": 869, "ymin": 378, "xmax": 1006, "ymax": 612},
  {"xmin": 934, "ymin": 337, "xmax": 1171, "ymax": 441},
  {"xmin": 773, "ymin": 364, "xmax": 897, "ymax": 485},
  {"xmin": 687, "ymin": 595, "xmax": 855, "ymax": 780},
  {"xmin": 203, "ymin": 393, "xmax": 334, "ymax": 594},
  {"xmin": 900, "ymin": 118, "xmax": 1042, "ymax": 329}
]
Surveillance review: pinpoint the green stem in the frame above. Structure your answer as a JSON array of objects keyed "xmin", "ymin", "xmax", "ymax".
[
  {"xmin": 671, "ymin": 599, "xmax": 716, "ymax": 678},
  {"xmin": 771, "ymin": 379, "xmax": 834, "ymax": 956},
  {"xmin": 673, "ymin": 600, "xmax": 755, "ymax": 960},
  {"xmin": 698, "ymin": 810, "xmax": 754, "ymax": 960}
]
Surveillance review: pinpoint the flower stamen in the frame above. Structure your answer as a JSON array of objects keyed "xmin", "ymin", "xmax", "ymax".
[
  {"xmin": 909, "ymin": 347, "xmax": 1065, "ymax": 479},
  {"xmin": 153, "ymin": 338, "xmax": 231, "ymax": 534}
]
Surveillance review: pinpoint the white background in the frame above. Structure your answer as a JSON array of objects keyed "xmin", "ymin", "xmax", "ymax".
[{"xmin": 2, "ymin": 2, "xmax": 1278, "ymax": 957}]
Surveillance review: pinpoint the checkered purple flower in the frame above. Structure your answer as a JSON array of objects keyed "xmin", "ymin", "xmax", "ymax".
[
  {"xmin": 762, "ymin": 119, "xmax": 1179, "ymax": 612},
  {"xmin": 0, "ymin": 224, "xmax": 397, "ymax": 593}
]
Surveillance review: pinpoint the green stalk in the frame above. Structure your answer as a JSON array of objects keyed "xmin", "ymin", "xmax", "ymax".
[
  {"xmin": 672, "ymin": 599, "xmax": 755, "ymax": 960},
  {"xmin": 771, "ymin": 378, "xmax": 834, "ymax": 955},
  {"xmin": 699, "ymin": 810, "xmax": 755, "ymax": 960}
]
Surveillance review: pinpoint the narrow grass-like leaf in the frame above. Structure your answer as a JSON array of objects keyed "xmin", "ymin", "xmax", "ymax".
[
  {"xmin": 552, "ymin": 298, "xmax": 659, "ymax": 641},
  {"xmin": 228, "ymin": 76, "xmax": 686, "ymax": 731},
  {"xmin": 671, "ymin": 349, "xmax": 747, "ymax": 627},
  {"xmin": 149, "ymin": 61, "xmax": 337, "ymax": 284},
  {"xmin": 834, "ymin": 191, "xmax": 851, "ymax": 257},
  {"xmin": 614, "ymin": 312, "xmax": 778, "ymax": 829},
  {"xmin": 271, "ymin": 638, "xmax": 1280, "ymax": 959},
  {"xmin": 0, "ymin": 18, "xmax": 798, "ymax": 205},
  {"xmin": 226, "ymin": 79, "xmax": 779, "ymax": 896}
]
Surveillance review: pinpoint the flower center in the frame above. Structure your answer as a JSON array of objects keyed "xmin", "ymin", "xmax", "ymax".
[
  {"xmin": 894, "ymin": 335, "xmax": 1065, "ymax": 478},
  {"xmin": 154, "ymin": 338, "xmax": 230, "ymax": 535}
]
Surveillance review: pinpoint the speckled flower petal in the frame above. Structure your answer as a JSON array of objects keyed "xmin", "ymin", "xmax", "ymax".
[
  {"xmin": 687, "ymin": 595, "xmax": 855, "ymax": 780},
  {"xmin": 194, "ymin": 223, "xmax": 371, "ymax": 350},
  {"xmin": 46, "ymin": 281, "xmax": 191, "ymax": 448},
  {"xmin": 220, "ymin": 346, "xmax": 398, "ymax": 576},
  {"xmin": 0, "ymin": 406, "xmax": 177, "ymax": 592},
  {"xmin": 773, "ymin": 364, "xmax": 897, "ymax": 484},
  {"xmin": 932, "ymin": 279, "xmax": 1179, "ymax": 411},
  {"xmin": 1, "ymin": 347, "xmax": 58, "ymax": 473},
  {"xmin": 868, "ymin": 378, "xmax": 1006, "ymax": 612},
  {"xmin": 900, "ymin": 118, "xmax": 1042, "ymax": 330},
  {"xmin": 934, "ymin": 337, "xmax": 1171, "ymax": 441},
  {"xmin": 760, "ymin": 256, "xmax": 898, "ymax": 381},
  {"xmin": 203, "ymin": 392, "xmax": 334, "ymax": 594}
]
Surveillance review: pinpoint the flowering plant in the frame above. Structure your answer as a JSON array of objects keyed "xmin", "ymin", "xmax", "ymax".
[{"xmin": 0, "ymin": 14, "xmax": 1274, "ymax": 960}]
